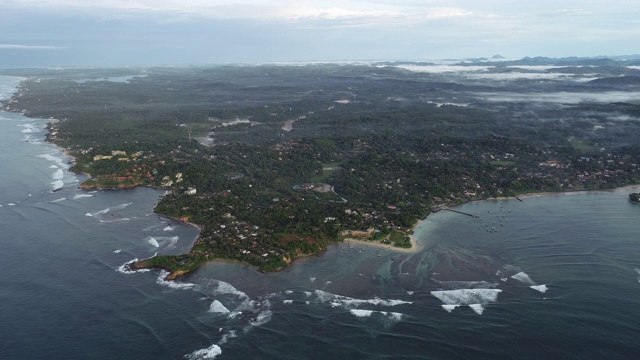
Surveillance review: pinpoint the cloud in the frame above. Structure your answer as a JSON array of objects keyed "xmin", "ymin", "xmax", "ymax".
[{"xmin": 0, "ymin": 44, "xmax": 67, "ymax": 50}]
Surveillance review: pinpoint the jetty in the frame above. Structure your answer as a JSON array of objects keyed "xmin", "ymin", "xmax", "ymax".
[{"xmin": 442, "ymin": 207, "xmax": 480, "ymax": 218}]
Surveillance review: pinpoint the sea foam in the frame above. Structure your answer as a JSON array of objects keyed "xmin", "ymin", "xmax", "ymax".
[
  {"xmin": 431, "ymin": 289, "xmax": 502, "ymax": 314},
  {"xmin": 51, "ymin": 180, "xmax": 64, "ymax": 190},
  {"xmin": 73, "ymin": 194, "xmax": 93, "ymax": 200},
  {"xmin": 468, "ymin": 304, "xmax": 485, "ymax": 315},
  {"xmin": 156, "ymin": 270, "xmax": 195, "ymax": 290},
  {"xmin": 511, "ymin": 272, "xmax": 535, "ymax": 285},
  {"xmin": 116, "ymin": 258, "xmax": 151, "ymax": 274},
  {"xmin": 530, "ymin": 285, "xmax": 548, "ymax": 293},
  {"xmin": 184, "ymin": 344, "xmax": 222, "ymax": 360},
  {"xmin": 314, "ymin": 290, "xmax": 412, "ymax": 308},
  {"xmin": 147, "ymin": 237, "xmax": 160, "ymax": 248},
  {"xmin": 209, "ymin": 300, "xmax": 230, "ymax": 314}
]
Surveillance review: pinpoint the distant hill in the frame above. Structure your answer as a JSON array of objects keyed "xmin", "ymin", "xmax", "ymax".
[{"xmin": 588, "ymin": 76, "xmax": 640, "ymax": 86}]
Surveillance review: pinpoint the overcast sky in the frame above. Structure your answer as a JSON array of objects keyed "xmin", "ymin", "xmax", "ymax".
[{"xmin": 1, "ymin": 0, "xmax": 639, "ymax": 67}]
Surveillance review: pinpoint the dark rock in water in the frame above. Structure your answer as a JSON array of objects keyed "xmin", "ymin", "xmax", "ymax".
[{"xmin": 629, "ymin": 193, "xmax": 640, "ymax": 202}]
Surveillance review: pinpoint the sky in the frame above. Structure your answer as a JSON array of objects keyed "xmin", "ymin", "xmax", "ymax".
[{"xmin": 1, "ymin": 0, "xmax": 639, "ymax": 67}]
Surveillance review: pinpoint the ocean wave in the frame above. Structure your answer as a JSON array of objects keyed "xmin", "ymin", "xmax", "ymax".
[
  {"xmin": 283, "ymin": 300, "xmax": 293, "ymax": 304},
  {"xmin": 184, "ymin": 344, "xmax": 222, "ymax": 360},
  {"xmin": 51, "ymin": 198, "xmax": 66, "ymax": 203},
  {"xmin": 511, "ymin": 272, "xmax": 535, "ymax": 286},
  {"xmin": 530, "ymin": 285, "xmax": 548, "ymax": 293},
  {"xmin": 468, "ymin": 304, "xmax": 485, "ymax": 315},
  {"xmin": 116, "ymin": 258, "xmax": 151, "ymax": 274},
  {"xmin": 209, "ymin": 300, "xmax": 231, "ymax": 314},
  {"xmin": 163, "ymin": 226, "xmax": 175, "ymax": 232},
  {"xmin": 147, "ymin": 237, "xmax": 160, "ymax": 248},
  {"xmin": 218, "ymin": 330, "xmax": 237, "ymax": 345},
  {"xmin": 52, "ymin": 169, "xmax": 64, "ymax": 180},
  {"xmin": 73, "ymin": 194, "xmax": 94, "ymax": 200},
  {"xmin": 431, "ymin": 289, "xmax": 502, "ymax": 311},
  {"xmin": 433, "ymin": 280, "xmax": 498, "ymax": 289},
  {"xmin": 249, "ymin": 309, "xmax": 272, "ymax": 327},
  {"xmin": 441, "ymin": 305, "xmax": 459, "ymax": 313},
  {"xmin": 111, "ymin": 202, "xmax": 133, "ymax": 211},
  {"xmin": 314, "ymin": 290, "xmax": 412, "ymax": 308},
  {"xmin": 51, "ymin": 180, "xmax": 64, "ymax": 190},
  {"xmin": 350, "ymin": 309, "xmax": 374, "ymax": 317},
  {"xmin": 156, "ymin": 270, "xmax": 195, "ymax": 290}
]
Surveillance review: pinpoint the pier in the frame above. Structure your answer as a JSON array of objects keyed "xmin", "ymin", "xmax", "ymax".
[{"xmin": 442, "ymin": 207, "xmax": 480, "ymax": 218}]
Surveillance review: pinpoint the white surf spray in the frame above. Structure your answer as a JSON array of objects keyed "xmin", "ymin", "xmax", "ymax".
[
  {"xmin": 218, "ymin": 330, "xmax": 237, "ymax": 345},
  {"xmin": 52, "ymin": 169, "xmax": 64, "ymax": 180},
  {"xmin": 511, "ymin": 272, "xmax": 535, "ymax": 286},
  {"xmin": 73, "ymin": 194, "xmax": 93, "ymax": 200},
  {"xmin": 468, "ymin": 304, "xmax": 485, "ymax": 315},
  {"xmin": 111, "ymin": 202, "xmax": 133, "ymax": 211},
  {"xmin": 441, "ymin": 305, "xmax": 459, "ymax": 313},
  {"xmin": 314, "ymin": 290, "xmax": 412, "ymax": 308},
  {"xmin": 51, "ymin": 180, "xmax": 64, "ymax": 190},
  {"xmin": 184, "ymin": 344, "xmax": 222, "ymax": 360},
  {"xmin": 283, "ymin": 300, "xmax": 293, "ymax": 304},
  {"xmin": 51, "ymin": 198, "xmax": 66, "ymax": 203},
  {"xmin": 147, "ymin": 237, "xmax": 160, "ymax": 248},
  {"xmin": 116, "ymin": 258, "xmax": 151, "ymax": 274},
  {"xmin": 163, "ymin": 226, "xmax": 175, "ymax": 232},
  {"xmin": 209, "ymin": 300, "xmax": 231, "ymax": 314},
  {"xmin": 431, "ymin": 289, "xmax": 502, "ymax": 314},
  {"xmin": 530, "ymin": 285, "xmax": 549, "ymax": 293},
  {"xmin": 155, "ymin": 270, "xmax": 195, "ymax": 290},
  {"xmin": 350, "ymin": 309, "xmax": 374, "ymax": 317}
]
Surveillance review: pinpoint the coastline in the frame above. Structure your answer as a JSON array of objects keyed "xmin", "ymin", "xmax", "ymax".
[{"xmin": 7, "ymin": 75, "xmax": 640, "ymax": 281}]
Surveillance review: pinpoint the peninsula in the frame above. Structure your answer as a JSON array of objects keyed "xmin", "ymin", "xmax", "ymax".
[{"xmin": 2, "ymin": 60, "xmax": 640, "ymax": 278}]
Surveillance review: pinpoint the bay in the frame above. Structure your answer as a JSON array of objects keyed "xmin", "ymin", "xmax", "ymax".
[{"xmin": 1, "ymin": 75, "xmax": 640, "ymax": 359}]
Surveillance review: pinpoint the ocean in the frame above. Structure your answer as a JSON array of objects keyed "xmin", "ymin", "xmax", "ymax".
[{"xmin": 1, "ymin": 75, "xmax": 640, "ymax": 359}]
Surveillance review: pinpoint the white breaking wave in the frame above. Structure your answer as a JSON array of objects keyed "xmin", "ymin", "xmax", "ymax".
[
  {"xmin": 441, "ymin": 305, "xmax": 459, "ymax": 313},
  {"xmin": 156, "ymin": 270, "xmax": 195, "ymax": 290},
  {"xmin": 209, "ymin": 300, "xmax": 230, "ymax": 314},
  {"xmin": 73, "ymin": 194, "xmax": 93, "ymax": 200},
  {"xmin": 51, "ymin": 197, "xmax": 66, "ymax": 203},
  {"xmin": 431, "ymin": 289, "xmax": 502, "ymax": 312},
  {"xmin": 113, "ymin": 249, "xmax": 122, "ymax": 254},
  {"xmin": 111, "ymin": 202, "xmax": 133, "ymax": 211},
  {"xmin": 283, "ymin": 300, "xmax": 293, "ymax": 304},
  {"xmin": 51, "ymin": 180, "xmax": 64, "ymax": 190},
  {"xmin": 310, "ymin": 277, "xmax": 317, "ymax": 282},
  {"xmin": 184, "ymin": 344, "xmax": 222, "ymax": 360},
  {"xmin": 52, "ymin": 169, "xmax": 64, "ymax": 180},
  {"xmin": 163, "ymin": 226, "xmax": 175, "ymax": 232},
  {"xmin": 468, "ymin": 304, "xmax": 485, "ymax": 315},
  {"xmin": 406, "ymin": 291, "xmax": 414, "ymax": 295},
  {"xmin": 350, "ymin": 309, "xmax": 374, "ymax": 317},
  {"xmin": 249, "ymin": 309, "xmax": 273, "ymax": 327},
  {"xmin": 530, "ymin": 285, "xmax": 548, "ymax": 293},
  {"xmin": 116, "ymin": 258, "xmax": 151, "ymax": 274},
  {"xmin": 511, "ymin": 272, "xmax": 535, "ymax": 286},
  {"xmin": 147, "ymin": 237, "xmax": 160, "ymax": 248},
  {"xmin": 218, "ymin": 330, "xmax": 237, "ymax": 345},
  {"xmin": 314, "ymin": 290, "xmax": 412, "ymax": 309},
  {"xmin": 19, "ymin": 124, "xmax": 41, "ymax": 133}
]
